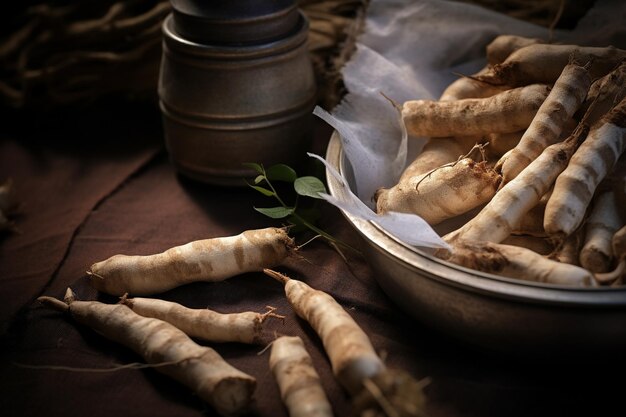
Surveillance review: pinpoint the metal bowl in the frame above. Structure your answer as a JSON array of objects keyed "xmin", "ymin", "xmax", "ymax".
[{"xmin": 325, "ymin": 131, "xmax": 626, "ymax": 357}]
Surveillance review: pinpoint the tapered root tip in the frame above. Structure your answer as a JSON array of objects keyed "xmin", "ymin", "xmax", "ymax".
[
  {"xmin": 118, "ymin": 293, "xmax": 133, "ymax": 307},
  {"xmin": 63, "ymin": 288, "xmax": 77, "ymax": 304},
  {"xmin": 85, "ymin": 270, "xmax": 104, "ymax": 280},
  {"xmin": 379, "ymin": 91, "xmax": 401, "ymax": 111},
  {"xmin": 263, "ymin": 268, "xmax": 290, "ymax": 284},
  {"xmin": 37, "ymin": 296, "xmax": 70, "ymax": 313}
]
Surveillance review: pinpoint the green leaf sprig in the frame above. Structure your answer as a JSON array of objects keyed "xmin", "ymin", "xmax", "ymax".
[{"xmin": 244, "ymin": 162, "xmax": 357, "ymax": 255}]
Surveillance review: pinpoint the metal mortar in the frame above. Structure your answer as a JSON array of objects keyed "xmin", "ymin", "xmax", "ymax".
[{"xmin": 158, "ymin": 2, "xmax": 316, "ymax": 185}]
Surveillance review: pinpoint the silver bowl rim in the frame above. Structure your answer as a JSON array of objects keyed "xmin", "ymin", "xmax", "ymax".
[{"xmin": 325, "ymin": 131, "xmax": 626, "ymax": 308}]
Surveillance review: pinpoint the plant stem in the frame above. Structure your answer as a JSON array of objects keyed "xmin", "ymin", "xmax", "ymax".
[
  {"xmin": 261, "ymin": 168, "xmax": 361, "ymax": 256},
  {"xmin": 292, "ymin": 213, "xmax": 360, "ymax": 255}
]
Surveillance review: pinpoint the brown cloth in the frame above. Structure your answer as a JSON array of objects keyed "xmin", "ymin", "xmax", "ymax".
[{"xmin": 0, "ymin": 103, "xmax": 623, "ymax": 417}]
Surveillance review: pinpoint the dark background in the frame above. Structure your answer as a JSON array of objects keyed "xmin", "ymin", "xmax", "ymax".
[{"xmin": 1, "ymin": 1, "xmax": 624, "ymax": 417}]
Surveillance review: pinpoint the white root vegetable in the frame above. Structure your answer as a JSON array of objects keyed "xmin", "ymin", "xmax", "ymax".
[
  {"xmin": 436, "ymin": 240, "xmax": 596, "ymax": 286},
  {"xmin": 499, "ymin": 61, "xmax": 591, "ymax": 182},
  {"xmin": 487, "ymin": 118, "xmax": 577, "ymax": 159},
  {"xmin": 402, "ymin": 84, "xmax": 549, "ymax": 138},
  {"xmin": 510, "ymin": 188, "xmax": 553, "ymax": 238},
  {"xmin": 38, "ymin": 289, "xmax": 256, "ymax": 416},
  {"xmin": 545, "ymin": 97, "xmax": 626, "ymax": 237},
  {"xmin": 576, "ymin": 62, "xmax": 626, "ymax": 126},
  {"xmin": 121, "ymin": 296, "xmax": 284, "ymax": 344},
  {"xmin": 264, "ymin": 269, "xmax": 425, "ymax": 417},
  {"xmin": 398, "ymin": 135, "xmax": 478, "ymax": 182},
  {"xmin": 88, "ymin": 227, "xmax": 295, "ymax": 295},
  {"xmin": 376, "ymin": 158, "xmax": 501, "ymax": 225},
  {"xmin": 478, "ymin": 44, "xmax": 626, "ymax": 86},
  {"xmin": 439, "ymin": 66, "xmax": 509, "ymax": 101},
  {"xmin": 439, "ymin": 35, "xmax": 543, "ymax": 102},
  {"xmin": 270, "ymin": 336, "xmax": 333, "ymax": 417},
  {"xmin": 486, "ymin": 34, "xmax": 543, "ymax": 66},
  {"xmin": 445, "ymin": 124, "xmax": 589, "ymax": 244},
  {"xmin": 580, "ymin": 189, "xmax": 624, "ymax": 273}
]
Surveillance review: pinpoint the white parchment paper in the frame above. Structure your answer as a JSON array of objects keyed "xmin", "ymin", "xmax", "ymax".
[{"xmin": 315, "ymin": 0, "xmax": 626, "ymax": 249}]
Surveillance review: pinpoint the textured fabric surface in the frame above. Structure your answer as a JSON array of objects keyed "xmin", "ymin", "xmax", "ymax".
[{"xmin": 0, "ymin": 106, "xmax": 623, "ymax": 417}]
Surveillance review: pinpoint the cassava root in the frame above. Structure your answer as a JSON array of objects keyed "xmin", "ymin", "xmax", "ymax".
[
  {"xmin": 499, "ymin": 61, "xmax": 591, "ymax": 182},
  {"xmin": 270, "ymin": 336, "xmax": 333, "ymax": 417},
  {"xmin": 437, "ymin": 240, "xmax": 596, "ymax": 286},
  {"xmin": 445, "ymin": 123, "xmax": 589, "ymax": 244},
  {"xmin": 121, "ymin": 296, "xmax": 284, "ymax": 345},
  {"xmin": 88, "ymin": 227, "xmax": 295, "ymax": 295},
  {"xmin": 478, "ymin": 44, "xmax": 626, "ymax": 86},
  {"xmin": 38, "ymin": 289, "xmax": 256, "ymax": 416},
  {"xmin": 403, "ymin": 84, "xmax": 549, "ymax": 138},
  {"xmin": 545, "ymin": 97, "xmax": 626, "ymax": 237},
  {"xmin": 376, "ymin": 157, "xmax": 501, "ymax": 225}
]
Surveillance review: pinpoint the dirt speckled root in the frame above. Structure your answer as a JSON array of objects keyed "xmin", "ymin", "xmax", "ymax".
[
  {"xmin": 480, "ymin": 44, "xmax": 626, "ymax": 86},
  {"xmin": 545, "ymin": 97, "xmax": 626, "ymax": 237},
  {"xmin": 376, "ymin": 158, "xmax": 501, "ymax": 225},
  {"xmin": 446, "ymin": 124, "xmax": 589, "ymax": 245},
  {"xmin": 264, "ymin": 269, "xmax": 428, "ymax": 417},
  {"xmin": 436, "ymin": 240, "xmax": 596, "ymax": 286},
  {"xmin": 121, "ymin": 296, "xmax": 284, "ymax": 344},
  {"xmin": 500, "ymin": 61, "xmax": 592, "ymax": 182},
  {"xmin": 88, "ymin": 227, "xmax": 295, "ymax": 295},
  {"xmin": 269, "ymin": 336, "xmax": 333, "ymax": 417},
  {"xmin": 38, "ymin": 289, "xmax": 256, "ymax": 416},
  {"xmin": 403, "ymin": 84, "xmax": 549, "ymax": 138}
]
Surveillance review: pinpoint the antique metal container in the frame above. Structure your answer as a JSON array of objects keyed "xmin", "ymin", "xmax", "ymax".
[
  {"xmin": 159, "ymin": 1, "xmax": 316, "ymax": 185},
  {"xmin": 326, "ymin": 131, "xmax": 626, "ymax": 358},
  {"xmin": 169, "ymin": 0, "xmax": 300, "ymax": 45}
]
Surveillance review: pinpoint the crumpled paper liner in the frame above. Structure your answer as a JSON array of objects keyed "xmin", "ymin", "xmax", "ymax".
[{"xmin": 314, "ymin": 0, "xmax": 626, "ymax": 249}]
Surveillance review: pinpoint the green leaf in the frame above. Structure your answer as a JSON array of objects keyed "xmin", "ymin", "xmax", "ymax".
[
  {"xmin": 254, "ymin": 206, "xmax": 294, "ymax": 219},
  {"xmin": 294, "ymin": 176, "xmax": 327, "ymax": 199},
  {"xmin": 254, "ymin": 175, "xmax": 265, "ymax": 184},
  {"xmin": 266, "ymin": 164, "xmax": 297, "ymax": 182},
  {"xmin": 249, "ymin": 185, "xmax": 275, "ymax": 197},
  {"xmin": 242, "ymin": 162, "xmax": 264, "ymax": 174}
]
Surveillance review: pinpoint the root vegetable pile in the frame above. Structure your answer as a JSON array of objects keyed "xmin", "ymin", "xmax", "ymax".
[
  {"xmin": 38, "ymin": 289, "xmax": 256, "ymax": 416},
  {"xmin": 88, "ymin": 227, "xmax": 295, "ymax": 295},
  {"xmin": 498, "ymin": 61, "xmax": 592, "ymax": 182},
  {"xmin": 544, "ymin": 97, "xmax": 626, "ymax": 237},
  {"xmin": 445, "ymin": 123, "xmax": 588, "ymax": 245},
  {"xmin": 379, "ymin": 35, "xmax": 626, "ymax": 287}
]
